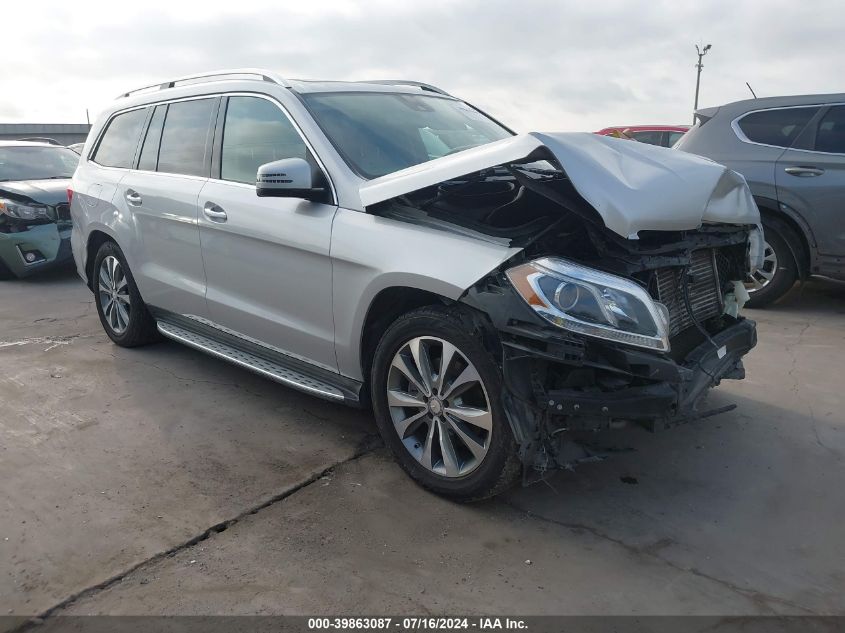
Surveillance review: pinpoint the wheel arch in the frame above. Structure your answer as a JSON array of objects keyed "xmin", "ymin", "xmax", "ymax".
[
  {"xmin": 358, "ymin": 286, "xmax": 453, "ymax": 392},
  {"xmin": 84, "ymin": 227, "xmax": 120, "ymax": 290},
  {"xmin": 754, "ymin": 196, "xmax": 812, "ymax": 279}
]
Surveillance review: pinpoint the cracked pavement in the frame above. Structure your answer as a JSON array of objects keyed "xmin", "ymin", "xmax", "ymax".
[{"xmin": 1, "ymin": 267, "xmax": 843, "ymax": 625}]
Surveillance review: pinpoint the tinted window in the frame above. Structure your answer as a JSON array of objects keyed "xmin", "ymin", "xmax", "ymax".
[
  {"xmin": 157, "ymin": 99, "xmax": 216, "ymax": 177},
  {"xmin": 630, "ymin": 131, "xmax": 664, "ymax": 146},
  {"xmin": 0, "ymin": 146, "xmax": 79, "ymax": 181},
  {"xmin": 814, "ymin": 106, "xmax": 845, "ymax": 154},
  {"xmin": 138, "ymin": 105, "xmax": 166, "ymax": 171},
  {"xmin": 221, "ymin": 97, "xmax": 307, "ymax": 184},
  {"xmin": 667, "ymin": 131, "xmax": 686, "ymax": 147},
  {"xmin": 92, "ymin": 108, "xmax": 147, "ymax": 168},
  {"xmin": 302, "ymin": 92, "xmax": 512, "ymax": 179},
  {"xmin": 737, "ymin": 107, "xmax": 818, "ymax": 148}
]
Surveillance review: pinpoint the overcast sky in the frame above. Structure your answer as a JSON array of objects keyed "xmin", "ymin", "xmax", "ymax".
[{"xmin": 4, "ymin": 0, "xmax": 843, "ymax": 132}]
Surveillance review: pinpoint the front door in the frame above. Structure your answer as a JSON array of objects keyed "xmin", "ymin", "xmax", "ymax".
[{"xmin": 198, "ymin": 95, "xmax": 338, "ymax": 372}]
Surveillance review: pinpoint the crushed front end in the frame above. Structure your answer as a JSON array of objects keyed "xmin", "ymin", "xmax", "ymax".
[
  {"xmin": 463, "ymin": 223, "xmax": 758, "ymax": 473},
  {"xmin": 362, "ymin": 132, "xmax": 762, "ymax": 476}
]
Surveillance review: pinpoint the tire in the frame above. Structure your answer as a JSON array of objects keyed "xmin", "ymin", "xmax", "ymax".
[
  {"xmin": 745, "ymin": 224, "xmax": 797, "ymax": 308},
  {"xmin": 92, "ymin": 241, "xmax": 160, "ymax": 347},
  {"xmin": 370, "ymin": 306, "xmax": 521, "ymax": 501}
]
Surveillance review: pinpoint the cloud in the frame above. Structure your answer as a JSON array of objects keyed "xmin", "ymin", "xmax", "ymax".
[{"xmin": 3, "ymin": 0, "xmax": 844, "ymax": 131}]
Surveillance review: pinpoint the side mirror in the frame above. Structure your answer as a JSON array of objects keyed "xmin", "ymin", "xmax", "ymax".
[{"xmin": 256, "ymin": 158, "xmax": 325, "ymax": 201}]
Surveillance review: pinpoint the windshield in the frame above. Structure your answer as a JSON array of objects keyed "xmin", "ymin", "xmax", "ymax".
[
  {"xmin": 0, "ymin": 146, "xmax": 79, "ymax": 182},
  {"xmin": 301, "ymin": 92, "xmax": 513, "ymax": 179}
]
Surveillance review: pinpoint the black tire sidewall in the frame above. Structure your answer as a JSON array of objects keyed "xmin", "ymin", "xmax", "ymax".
[
  {"xmin": 370, "ymin": 307, "xmax": 519, "ymax": 501},
  {"xmin": 747, "ymin": 225, "xmax": 797, "ymax": 308},
  {"xmin": 92, "ymin": 241, "xmax": 157, "ymax": 347}
]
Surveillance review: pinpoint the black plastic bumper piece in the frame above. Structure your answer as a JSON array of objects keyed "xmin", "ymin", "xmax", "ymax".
[{"xmin": 543, "ymin": 319, "xmax": 757, "ymax": 429}]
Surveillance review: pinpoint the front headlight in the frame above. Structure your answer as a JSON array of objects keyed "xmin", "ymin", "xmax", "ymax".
[
  {"xmin": 506, "ymin": 257, "xmax": 671, "ymax": 352},
  {"xmin": 0, "ymin": 198, "xmax": 50, "ymax": 221}
]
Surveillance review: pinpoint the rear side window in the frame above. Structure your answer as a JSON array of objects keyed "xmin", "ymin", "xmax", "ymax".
[
  {"xmin": 737, "ymin": 107, "xmax": 818, "ymax": 148},
  {"xmin": 138, "ymin": 105, "xmax": 166, "ymax": 171},
  {"xmin": 630, "ymin": 131, "xmax": 663, "ymax": 146},
  {"xmin": 92, "ymin": 108, "xmax": 147, "ymax": 168},
  {"xmin": 814, "ymin": 106, "xmax": 845, "ymax": 154},
  {"xmin": 220, "ymin": 96, "xmax": 307, "ymax": 185},
  {"xmin": 157, "ymin": 98, "xmax": 216, "ymax": 177}
]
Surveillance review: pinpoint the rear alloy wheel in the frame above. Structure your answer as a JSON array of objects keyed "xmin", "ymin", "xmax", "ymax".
[
  {"xmin": 744, "ymin": 226, "xmax": 797, "ymax": 308},
  {"xmin": 92, "ymin": 241, "xmax": 160, "ymax": 347},
  {"xmin": 98, "ymin": 255, "xmax": 131, "ymax": 334},
  {"xmin": 371, "ymin": 306, "xmax": 520, "ymax": 501}
]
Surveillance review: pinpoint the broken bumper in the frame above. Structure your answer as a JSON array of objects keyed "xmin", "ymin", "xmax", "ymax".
[{"xmin": 540, "ymin": 319, "xmax": 757, "ymax": 430}]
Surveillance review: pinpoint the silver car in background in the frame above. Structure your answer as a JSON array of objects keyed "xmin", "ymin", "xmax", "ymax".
[
  {"xmin": 71, "ymin": 69, "xmax": 761, "ymax": 500},
  {"xmin": 676, "ymin": 93, "xmax": 845, "ymax": 306}
]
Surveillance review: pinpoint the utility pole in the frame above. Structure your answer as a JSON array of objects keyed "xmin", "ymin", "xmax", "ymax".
[{"xmin": 693, "ymin": 43, "xmax": 712, "ymax": 123}]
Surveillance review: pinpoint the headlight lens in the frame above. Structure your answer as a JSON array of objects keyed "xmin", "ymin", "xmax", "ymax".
[
  {"xmin": 506, "ymin": 257, "xmax": 671, "ymax": 352},
  {"xmin": 0, "ymin": 198, "xmax": 50, "ymax": 221}
]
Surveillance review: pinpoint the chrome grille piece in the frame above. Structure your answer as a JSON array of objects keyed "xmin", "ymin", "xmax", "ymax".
[{"xmin": 654, "ymin": 250, "xmax": 722, "ymax": 337}]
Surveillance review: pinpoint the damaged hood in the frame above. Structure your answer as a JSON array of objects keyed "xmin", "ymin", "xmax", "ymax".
[{"xmin": 359, "ymin": 132, "xmax": 759, "ymax": 239}]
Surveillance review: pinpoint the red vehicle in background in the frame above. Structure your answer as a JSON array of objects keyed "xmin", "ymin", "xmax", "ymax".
[{"xmin": 595, "ymin": 125, "xmax": 689, "ymax": 147}]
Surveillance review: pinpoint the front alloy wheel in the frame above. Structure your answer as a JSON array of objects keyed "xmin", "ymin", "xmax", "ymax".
[
  {"xmin": 371, "ymin": 306, "xmax": 520, "ymax": 501},
  {"xmin": 387, "ymin": 336, "xmax": 492, "ymax": 477},
  {"xmin": 98, "ymin": 255, "xmax": 131, "ymax": 334}
]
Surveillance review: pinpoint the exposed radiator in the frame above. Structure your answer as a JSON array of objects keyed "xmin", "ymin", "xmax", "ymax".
[{"xmin": 653, "ymin": 249, "xmax": 723, "ymax": 337}]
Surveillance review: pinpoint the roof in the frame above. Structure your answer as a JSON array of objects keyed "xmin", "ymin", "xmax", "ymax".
[
  {"xmin": 0, "ymin": 123, "xmax": 91, "ymax": 134},
  {"xmin": 697, "ymin": 92, "xmax": 845, "ymax": 117}
]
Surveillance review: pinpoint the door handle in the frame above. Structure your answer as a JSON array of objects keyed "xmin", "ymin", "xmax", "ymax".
[
  {"xmin": 125, "ymin": 189, "xmax": 143, "ymax": 206},
  {"xmin": 784, "ymin": 166, "xmax": 825, "ymax": 177},
  {"xmin": 203, "ymin": 202, "xmax": 228, "ymax": 222}
]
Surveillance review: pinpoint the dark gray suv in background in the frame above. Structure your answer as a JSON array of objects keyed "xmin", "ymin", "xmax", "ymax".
[{"xmin": 677, "ymin": 94, "xmax": 845, "ymax": 306}]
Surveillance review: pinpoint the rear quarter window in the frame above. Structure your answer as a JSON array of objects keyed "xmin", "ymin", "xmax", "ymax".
[
  {"xmin": 92, "ymin": 108, "xmax": 147, "ymax": 168},
  {"xmin": 736, "ymin": 107, "xmax": 818, "ymax": 148}
]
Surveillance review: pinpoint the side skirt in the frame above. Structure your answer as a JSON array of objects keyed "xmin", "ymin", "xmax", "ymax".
[{"xmin": 153, "ymin": 312, "xmax": 363, "ymax": 406}]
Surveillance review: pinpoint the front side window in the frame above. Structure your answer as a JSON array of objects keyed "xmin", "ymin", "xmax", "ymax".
[
  {"xmin": 814, "ymin": 105, "xmax": 845, "ymax": 154},
  {"xmin": 302, "ymin": 92, "xmax": 512, "ymax": 179},
  {"xmin": 221, "ymin": 96, "xmax": 307, "ymax": 185},
  {"xmin": 737, "ymin": 107, "xmax": 818, "ymax": 148},
  {"xmin": 0, "ymin": 146, "xmax": 79, "ymax": 181},
  {"xmin": 92, "ymin": 108, "xmax": 147, "ymax": 168},
  {"xmin": 157, "ymin": 98, "xmax": 216, "ymax": 177}
]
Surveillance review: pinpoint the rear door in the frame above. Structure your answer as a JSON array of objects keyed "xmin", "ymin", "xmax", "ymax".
[
  {"xmin": 197, "ymin": 95, "xmax": 338, "ymax": 372},
  {"xmin": 117, "ymin": 97, "xmax": 219, "ymax": 316},
  {"xmin": 776, "ymin": 104, "xmax": 845, "ymax": 258}
]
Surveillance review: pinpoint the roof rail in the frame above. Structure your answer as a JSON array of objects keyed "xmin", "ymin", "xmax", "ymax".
[
  {"xmin": 17, "ymin": 137, "xmax": 62, "ymax": 145},
  {"xmin": 362, "ymin": 80, "xmax": 453, "ymax": 97},
  {"xmin": 118, "ymin": 68, "xmax": 291, "ymax": 98}
]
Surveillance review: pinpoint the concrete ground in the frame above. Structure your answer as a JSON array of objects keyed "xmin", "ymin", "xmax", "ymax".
[{"xmin": 1, "ymin": 267, "xmax": 843, "ymax": 625}]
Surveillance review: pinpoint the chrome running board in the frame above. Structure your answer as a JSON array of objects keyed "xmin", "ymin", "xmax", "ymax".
[{"xmin": 156, "ymin": 320, "xmax": 346, "ymax": 402}]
